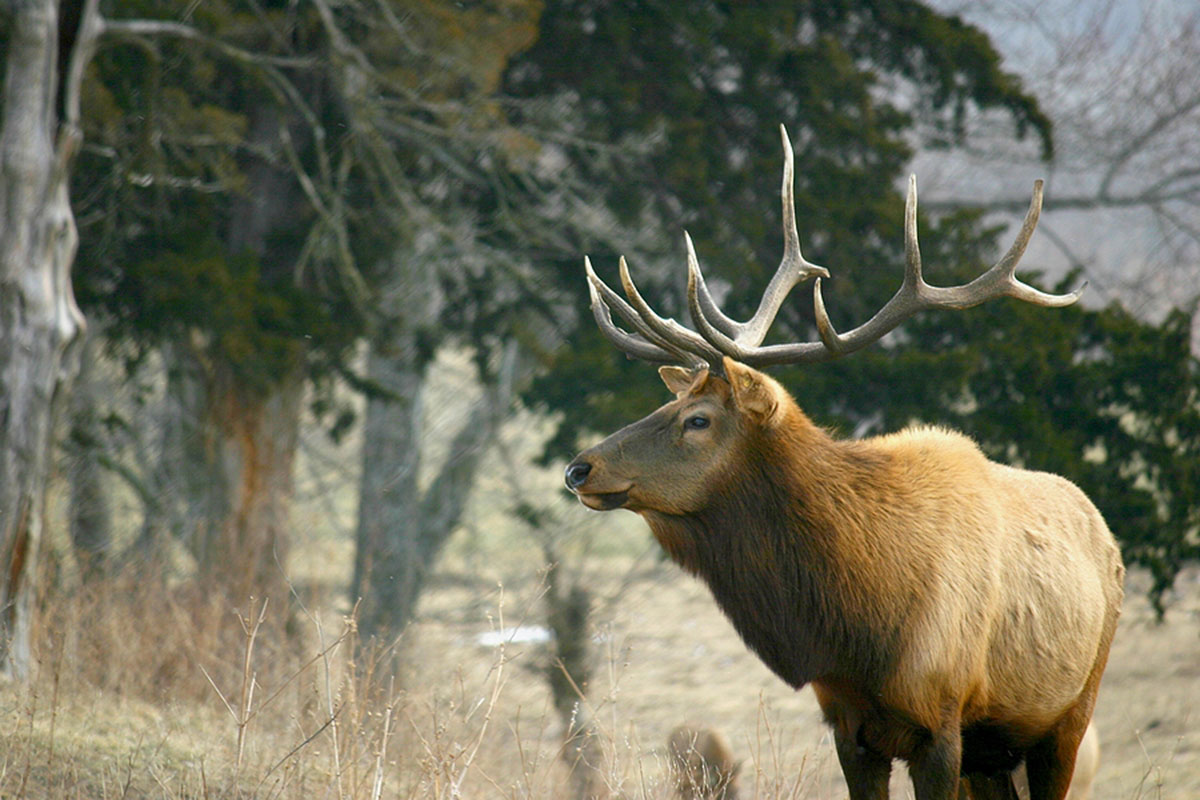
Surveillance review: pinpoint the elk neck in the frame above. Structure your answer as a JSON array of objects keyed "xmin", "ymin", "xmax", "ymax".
[{"xmin": 641, "ymin": 405, "xmax": 904, "ymax": 690}]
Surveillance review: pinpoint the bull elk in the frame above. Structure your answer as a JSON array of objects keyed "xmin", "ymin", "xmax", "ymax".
[{"xmin": 564, "ymin": 127, "xmax": 1124, "ymax": 800}]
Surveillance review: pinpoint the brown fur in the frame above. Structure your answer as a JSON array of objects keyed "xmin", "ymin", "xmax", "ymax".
[
  {"xmin": 567, "ymin": 359, "xmax": 1124, "ymax": 800},
  {"xmin": 1015, "ymin": 722, "xmax": 1099, "ymax": 800},
  {"xmin": 667, "ymin": 725, "xmax": 741, "ymax": 800}
]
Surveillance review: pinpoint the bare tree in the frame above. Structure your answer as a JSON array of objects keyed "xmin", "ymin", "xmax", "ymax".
[
  {"xmin": 0, "ymin": 0, "xmax": 100, "ymax": 681},
  {"xmin": 917, "ymin": 0, "xmax": 1200, "ymax": 317},
  {"xmin": 337, "ymin": 0, "xmax": 635, "ymax": 645},
  {"xmin": 351, "ymin": 281, "xmax": 517, "ymax": 642}
]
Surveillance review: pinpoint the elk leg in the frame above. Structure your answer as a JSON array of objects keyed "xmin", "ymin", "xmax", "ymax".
[
  {"xmin": 965, "ymin": 771, "xmax": 1020, "ymax": 800},
  {"xmin": 832, "ymin": 730, "xmax": 891, "ymax": 800},
  {"xmin": 1026, "ymin": 608, "xmax": 1116, "ymax": 800},
  {"xmin": 908, "ymin": 725, "xmax": 962, "ymax": 800},
  {"xmin": 1023, "ymin": 730, "xmax": 1079, "ymax": 800},
  {"xmin": 1024, "ymin": 710, "xmax": 1095, "ymax": 800}
]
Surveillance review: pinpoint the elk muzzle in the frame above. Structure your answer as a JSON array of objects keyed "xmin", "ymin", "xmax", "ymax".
[{"xmin": 564, "ymin": 456, "xmax": 633, "ymax": 510}]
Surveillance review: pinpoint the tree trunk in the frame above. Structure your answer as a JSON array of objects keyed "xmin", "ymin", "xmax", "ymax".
[
  {"xmin": 352, "ymin": 340, "xmax": 501, "ymax": 642},
  {"xmin": 351, "ymin": 338, "xmax": 428, "ymax": 641},
  {"xmin": 171, "ymin": 351, "xmax": 305, "ymax": 605},
  {"xmin": 352, "ymin": 269, "xmax": 515, "ymax": 642},
  {"xmin": 67, "ymin": 327, "xmax": 111, "ymax": 577},
  {"xmin": 544, "ymin": 555, "xmax": 605, "ymax": 800},
  {"xmin": 0, "ymin": 0, "xmax": 94, "ymax": 681}
]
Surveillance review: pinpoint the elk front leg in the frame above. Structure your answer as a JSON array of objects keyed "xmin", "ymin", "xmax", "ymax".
[
  {"xmin": 832, "ymin": 729, "xmax": 891, "ymax": 800},
  {"xmin": 965, "ymin": 772, "xmax": 1020, "ymax": 800},
  {"xmin": 909, "ymin": 724, "xmax": 963, "ymax": 800}
]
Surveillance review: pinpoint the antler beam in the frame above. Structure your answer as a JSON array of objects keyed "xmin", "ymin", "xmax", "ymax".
[{"xmin": 586, "ymin": 125, "xmax": 1083, "ymax": 373}]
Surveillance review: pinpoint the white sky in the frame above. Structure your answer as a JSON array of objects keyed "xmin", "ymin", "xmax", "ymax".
[{"xmin": 912, "ymin": 0, "xmax": 1200, "ymax": 324}]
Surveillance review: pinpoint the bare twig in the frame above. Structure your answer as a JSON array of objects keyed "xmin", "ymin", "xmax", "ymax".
[
  {"xmin": 447, "ymin": 587, "xmax": 509, "ymax": 799},
  {"xmin": 102, "ymin": 18, "xmax": 317, "ymax": 69},
  {"xmin": 256, "ymin": 703, "xmax": 344, "ymax": 789},
  {"xmin": 369, "ymin": 677, "xmax": 399, "ymax": 800}
]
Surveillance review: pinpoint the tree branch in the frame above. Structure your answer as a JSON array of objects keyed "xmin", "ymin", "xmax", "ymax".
[
  {"xmin": 1098, "ymin": 91, "xmax": 1200, "ymax": 200},
  {"xmin": 100, "ymin": 18, "xmax": 317, "ymax": 69},
  {"xmin": 921, "ymin": 178, "xmax": 1200, "ymax": 215}
]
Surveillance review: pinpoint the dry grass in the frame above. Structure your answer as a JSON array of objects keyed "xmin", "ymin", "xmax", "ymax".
[
  {"xmin": 0, "ymin": 544, "xmax": 1196, "ymax": 799},
  {"xmin": 0, "ymin": 551, "xmax": 674, "ymax": 800}
]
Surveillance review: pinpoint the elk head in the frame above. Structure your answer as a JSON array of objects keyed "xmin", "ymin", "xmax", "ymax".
[
  {"xmin": 564, "ymin": 357, "xmax": 793, "ymax": 515},
  {"xmin": 565, "ymin": 125, "xmax": 1082, "ymax": 511}
]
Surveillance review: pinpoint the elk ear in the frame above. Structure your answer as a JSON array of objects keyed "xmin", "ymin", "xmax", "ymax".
[
  {"xmin": 659, "ymin": 365, "xmax": 707, "ymax": 396},
  {"xmin": 724, "ymin": 358, "xmax": 780, "ymax": 424}
]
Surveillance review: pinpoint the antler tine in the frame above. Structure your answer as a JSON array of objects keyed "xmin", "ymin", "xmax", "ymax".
[
  {"xmin": 735, "ymin": 126, "xmax": 831, "ymax": 347},
  {"xmin": 685, "ymin": 232, "xmax": 740, "ymax": 339},
  {"xmin": 813, "ymin": 174, "xmax": 925, "ymax": 353},
  {"xmin": 961, "ymin": 180, "xmax": 1085, "ymax": 308},
  {"xmin": 810, "ymin": 177, "xmax": 1083, "ymax": 359},
  {"xmin": 585, "ymin": 257, "xmax": 701, "ymax": 366},
  {"xmin": 686, "ymin": 234, "xmax": 752, "ymax": 359},
  {"xmin": 686, "ymin": 125, "xmax": 830, "ymax": 356},
  {"xmin": 903, "ymin": 173, "xmax": 924, "ymax": 289},
  {"xmin": 617, "ymin": 256, "xmax": 726, "ymax": 365}
]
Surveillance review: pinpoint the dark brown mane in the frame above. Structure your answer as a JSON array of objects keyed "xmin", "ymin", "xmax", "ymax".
[{"xmin": 644, "ymin": 412, "xmax": 902, "ymax": 690}]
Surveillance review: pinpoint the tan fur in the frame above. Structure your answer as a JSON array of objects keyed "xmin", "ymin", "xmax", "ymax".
[
  {"xmin": 567, "ymin": 359, "xmax": 1124, "ymax": 800},
  {"xmin": 667, "ymin": 725, "xmax": 741, "ymax": 800}
]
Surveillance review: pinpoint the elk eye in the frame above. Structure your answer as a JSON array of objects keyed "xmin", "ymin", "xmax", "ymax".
[{"xmin": 684, "ymin": 414, "xmax": 710, "ymax": 430}]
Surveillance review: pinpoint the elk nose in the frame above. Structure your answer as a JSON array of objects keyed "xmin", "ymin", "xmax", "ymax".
[{"xmin": 564, "ymin": 461, "xmax": 592, "ymax": 490}]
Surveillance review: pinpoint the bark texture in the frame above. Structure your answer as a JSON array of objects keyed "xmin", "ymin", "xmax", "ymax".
[
  {"xmin": 352, "ymin": 267, "xmax": 512, "ymax": 642},
  {"xmin": 352, "ymin": 339, "xmax": 499, "ymax": 642},
  {"xmin": 0, "ymin": 0, "xmax": 94, "ymax": 680},
  {"xmin": 197, "ymin": 364, "xmax": 304, "ymax": 604},
  {"xmin": 152, "ymin": 347, "xmax": 304, "ymax": 605}
]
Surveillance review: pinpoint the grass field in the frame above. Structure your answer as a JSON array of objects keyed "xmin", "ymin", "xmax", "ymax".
[
  {"xmin": 0, "ymin": 524, "xmax": 1195, "ymax": 799},
  {"xmin": 412, "ymin": 558, "xmax": 1200, "ymax": 800}
]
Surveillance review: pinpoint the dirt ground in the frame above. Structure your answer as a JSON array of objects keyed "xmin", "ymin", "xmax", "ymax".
[{"xmin": 411, "ymin": 559, "xmax": 1200, "ymax": 799}]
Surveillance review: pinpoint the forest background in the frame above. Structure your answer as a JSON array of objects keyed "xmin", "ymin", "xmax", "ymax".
[{"xmin": 0, "ymin": 0, "xmax": 1197, "ymax": 797}]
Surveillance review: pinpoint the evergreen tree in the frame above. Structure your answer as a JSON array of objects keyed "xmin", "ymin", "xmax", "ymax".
[
  {"xmin": 515, "ymin": 2, "xmax": 1199, "ymax": 611},
  {"xmin": 513, "ymin": 0, "xmax": 1050, "ymax": 452}
]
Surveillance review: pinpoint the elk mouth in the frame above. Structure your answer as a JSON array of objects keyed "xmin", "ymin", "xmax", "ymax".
[{"xmin": 576, "ymin": 488, "xmax": 631, "ymax": 511}]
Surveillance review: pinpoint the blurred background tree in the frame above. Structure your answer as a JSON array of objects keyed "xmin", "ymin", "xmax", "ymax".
[
  {"xmin": 72, "ymin": 0, "xmax": 381, "ymax": 605},
  {"xmin": 1, "ymin": 0, "xmax": 1196, "ymax": 693},
  {"xmin": 0, "ymin": 0, "xmax": 95, "ymax": 681}
]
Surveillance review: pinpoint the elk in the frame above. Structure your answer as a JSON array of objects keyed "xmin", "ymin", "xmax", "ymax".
[
  {"xmin": 667, "ymin": 724, "xmax": 742, "ymax": 800},
  {"xmin": 564, "ymin": 127, "xmax": 1124, "ymax": 800}
]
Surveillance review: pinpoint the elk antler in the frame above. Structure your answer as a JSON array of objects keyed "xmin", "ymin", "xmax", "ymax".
[{"xmin": 585, "ymin": 125, "xmax": 1083, "ymax": 374}]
